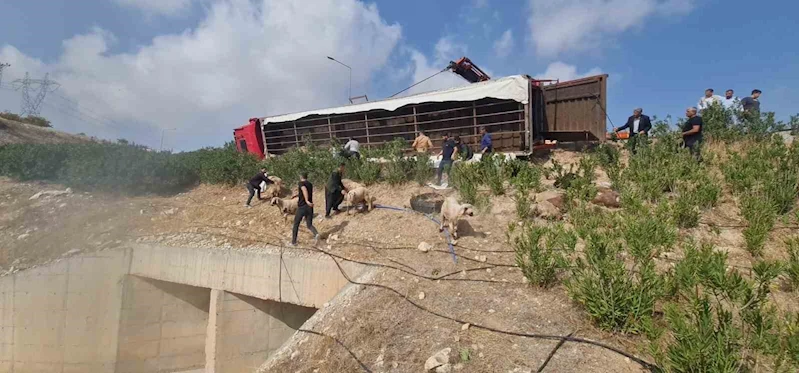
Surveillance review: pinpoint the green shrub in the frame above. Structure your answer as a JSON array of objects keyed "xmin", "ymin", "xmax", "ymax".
[
  {"xmin": 673, "ymin": 192, "xmax": 701, "ymax": 229},
  {"xmin": 786, "ymin": 238, "xmax": 799, "ymax": 291},
  {"xmin": 623, "ymin": 203, "xmax": 678, "ymax": 260},
  {"xmin": 566, "ymin": 233, "xmax": 663, "ymax": 334},
  {"xmin": 740, "ymin": 195, "xmax": 777, "ymax": 256},
  {"xmin": 514, "ymin": 223, "xmax": 575, "ymax": 287},
  {"xmin": 0, "ymin": 142, "xmax": 197, "ymax": 194},
  {"xmin": 178, "ymin": 142, "xmax": 260, "ymax": 185},
  {"xmin": 662, "ymin": 297, "xmax": 743, "ymax": 373},
  {"xmin": 506, "ymin": 159, "xmax": 542, "ymax": 194},
  {"xmin": 410, "ymin": 154, "xmax": 433, "ymax": 186},
  {"xmin": 478, "ymin": 153, "xmax": 505, "ymax": 195}
]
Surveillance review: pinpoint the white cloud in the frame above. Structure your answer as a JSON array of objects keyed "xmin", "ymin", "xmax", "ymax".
[
  {"xmin": 0, "ymin": 0, "xmax": 402, "ymax": 150},
  {"xmin": 528, "ymin": 0, "xmax": 696, "ymax": 57},
  {"xmin": 113, "ymin": 0, "xmax": 194, "ymax": 16},
  {"xmin": 493, "ymin": 29, "xmax": 514, "ymax": 58},
  {"xmin": 535, "ymin": 61, "xmax": 603, "ymax": 82},
  {"xmin": 473, "ymin": 0, "xmax": 489, "ymax": 8}
]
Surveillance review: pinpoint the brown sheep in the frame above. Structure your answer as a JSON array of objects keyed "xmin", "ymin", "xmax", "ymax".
[
  {"xmin": 439, "ymin": 196, "xmax": 474, "ymax": 239},
  {"xmin": 344, "ymin": 187, "xmax": 375, "ymax": 215}
]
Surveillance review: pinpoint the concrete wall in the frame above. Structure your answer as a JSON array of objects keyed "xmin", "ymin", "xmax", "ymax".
[
  {"xmin": 116, "ymin": 277, "xmax": 210, "ymax": 373},
  {"xmin": 0, "ymin": 245, "xmax": 365, "ymax": 373},
  {"xmin": 128, "ymin": 245, "xmax": 365, "ymax": 309},
  {"xmin": 206, "ymin": 290, "xmax": 315, "ymax": 373},
  {"xmin": 0, "ymin": 250, "xmax": 130, "ymax": 373}
]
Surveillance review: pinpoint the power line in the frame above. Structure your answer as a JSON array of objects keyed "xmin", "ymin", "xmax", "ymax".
[{"xmin": 10, "ymin": 72, "xmax": 60, "ymax": 116}]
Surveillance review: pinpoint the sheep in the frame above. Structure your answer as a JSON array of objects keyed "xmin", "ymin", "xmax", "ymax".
[
  {"xmin": 439, "ymin": 196, "xmax": 475, "ymax": 239},
  {"xmin": 260, "ymin": 176, "xmax": 284, "ymax": 198},
  {"xmin": 270, "ymin": 196, "xmax": 298, "ymax": 220},
  {"xmin": 341, "ymin": 178, "xmax": 363, "ymax": 191},
  {"xmin": 344, "ymin": 186, "xmax": 375, "ymax": 215}
]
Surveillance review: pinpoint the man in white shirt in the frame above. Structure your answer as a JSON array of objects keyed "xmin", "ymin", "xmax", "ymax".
[
  {"xmin": 342, "ymin": 137, "xmax": 360, "ymax": 159},
  {"xmin": 720, "ymin": 89, "xmax": 739, "ymax": 110},
  {"xmin": 698, "ymin": 88, "xmax": 722, "ymax": 113}
]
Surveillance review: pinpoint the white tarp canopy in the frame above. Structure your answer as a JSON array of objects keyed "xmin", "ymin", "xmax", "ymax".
[{"xmin": 262, "ymin": 75, "xmax": 530, "ymax": 125}]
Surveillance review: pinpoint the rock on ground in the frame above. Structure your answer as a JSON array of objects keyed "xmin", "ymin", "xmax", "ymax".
[{"xmin": 425, "ymin": 347, "xmax": 451, "ymax": 371}]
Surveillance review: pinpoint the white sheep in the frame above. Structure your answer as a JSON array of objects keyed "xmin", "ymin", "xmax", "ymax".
[
  {"xmin": 439, "ymin": 196, "xmax": 475, "ymax": 239},
  {"xmin": 260, "ymin": 176, "xmax": 284, "ymax": 198},
  {"xmin": 344, "ymin": 186, "xmax": 375, "ymax": 215},
  {"xmin": 270, "ymin": 196, "xmax": 298, "ymax": 220}
]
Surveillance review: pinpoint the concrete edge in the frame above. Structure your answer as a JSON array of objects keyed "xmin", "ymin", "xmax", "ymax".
[{"xmin": 255, "ymin": 266, "xmax": 381, "ymax": 373}]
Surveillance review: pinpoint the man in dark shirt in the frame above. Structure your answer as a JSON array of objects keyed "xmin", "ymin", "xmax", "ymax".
[
  {"xmin": 245, "ymin": 167, "xmax": 272, "ymax": 208},
  {"xmin": 325, "ymin": 163, "xmax": 348, "ymax": 218},
  {"xmin": 740, "ymin": 89, "xmax": 762, "ymax": 121},
  {"xmin": 681, "ymin": 107, "xmax": 704, "ymax": 160},
  {"xmin": 290, "ymin": 172, "xmax": 320, "ymax": 246},
  {"xmin": 453, "ymin": 136, "xmax": 473, "ymax": 161},
  {"xmin": 436, "ymin": 134, "xmax": 458, "ymax": 185}
]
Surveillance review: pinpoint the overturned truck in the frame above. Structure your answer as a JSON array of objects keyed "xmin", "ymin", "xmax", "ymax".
[{"xmin": 238, "ymin": 74, "xmax": 608, "ymax": 157}]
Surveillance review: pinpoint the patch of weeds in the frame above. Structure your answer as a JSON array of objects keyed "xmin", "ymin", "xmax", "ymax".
[
  {"xmin": 786, "ymin": 238, "xmax": 799, "ymax": 291},
  {"xmin": 478, "ymin": 153, "xmax": 505, "ymax": 196},
  {"xmin": 672, "ymin": 191, "xmax": 701, "ymax": 229},
  {"xmin": 657, "ymin": 243, "xmax": 786, "ymax": 372},
  {"xmin": 623, "ymin": 203, "xmax": 678, "ymax": 260},
  {"xmin": 459, "ymin": 348, "xmax": 471, "ymax": 362},
  {"xmin": 566, "ymin": 233, "xmax": 663, "ymax": 334},
  {"xmin": 548, "ymin": 157, "xmax": 597, "ymax": 202},
  {"xmin": 514, "ymin": 191, "xmax": 534, "ymax": 220},
  {"xmin": 569, "ymin": 203, "xmax": 610, "ymax": 239},
  {"xmin": 514, "ymin": 223, "xmax": 576, "ymax": 287},
  {"xmin": 740, "ymin": 194, "xmax": 777, "ymax": 256},
  {"xmin": 410, "ymin": 154, "xmax": 433, "ymax": 186},
  {"xmin": 764, "ymin": 169, "xmax": 799, "ymax": 215},
  {"xmin": 661, "ymin": 297, "xmax": 744, "ymax": 373}
]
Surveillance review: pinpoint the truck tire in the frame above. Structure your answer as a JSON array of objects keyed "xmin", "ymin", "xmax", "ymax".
[{"xmin": 410, "ymin": 193, "xmax": 445, "ymax": 214}]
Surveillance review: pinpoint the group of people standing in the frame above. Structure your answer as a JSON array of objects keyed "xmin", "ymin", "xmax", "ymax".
[
  {"xmin": 412, "ymin": 126, "xmax": 493, "ymax": 186},
  {"xmin": 613, "ymin": 88, "xmax": 763, "ymax": 158}
]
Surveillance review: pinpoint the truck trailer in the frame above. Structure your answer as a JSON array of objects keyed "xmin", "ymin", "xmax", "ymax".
[{"xmin": 234, "ymin": 73, "xmax": 608, "ymax": 159}]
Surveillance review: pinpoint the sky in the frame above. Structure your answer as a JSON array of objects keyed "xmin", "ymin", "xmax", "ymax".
[{"xmin": 1, "ymin": 0, "xmax": 798, "ymax": 151}]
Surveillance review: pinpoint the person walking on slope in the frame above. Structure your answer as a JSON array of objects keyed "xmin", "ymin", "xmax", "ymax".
[
  {"xmin": 412, "ymin": 131, "xmax": 433, "ymax": 153},
  {"xmin": 245, "ymin": 167, "xmax": 272, "ymax": 208},
  {"xmin": 741, "ymin": 89, "xmax": 762, "ymax": 121},
  {"xmin": 436, "ymin": 134, "xmax": 458, "ymax": 186},
  {"xmin": 698, "ymin": 88, "xmax": 722, "ymax": 113},
  {"xmin": 681, "ymin": 107, "xmax": 704, "ymax": 160},
  {"xmin": 478, "ymin": 126, "xmax": 493, "ymax": 154},
  {"xmin": 290, "ymin": 172, "xmax": 320, "ymax": 246},
  {"xmin": 325, "ymin": 162, "xmax": 348, "ymax": 218}
]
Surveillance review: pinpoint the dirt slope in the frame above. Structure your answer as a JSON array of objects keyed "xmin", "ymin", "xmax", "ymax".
[{"xmin": 0, "ymin": 116, "xmax": 92, "ymax": 145}]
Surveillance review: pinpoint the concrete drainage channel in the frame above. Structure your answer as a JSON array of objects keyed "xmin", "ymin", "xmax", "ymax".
[{"xmin": 0, "ymin": 244, "xmax": 369, "ymax": 373}]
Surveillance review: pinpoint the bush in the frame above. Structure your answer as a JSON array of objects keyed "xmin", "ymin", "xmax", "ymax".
[
  {"xmin": 0, "ymin": 111, "xmax": 51, "ymax": 127},
  {"xmin": 478, "ymin": 153, "xmax": 505, "ymax": 195},
  {"xmin": 566, "ymin": 233, "xmax": 663, "ymax": 334},
  {"xmin": 786, "ymin": 238, "xmax": 799, "ymax": 291},
  {"xmin": 514, "ymin": 224, "xmax": 575, "ymax": 287},
  {"xmin": 740, "ymin": 194, "xmax": 777, "ymax": 256},
  {"xmin": 178, "ymin": 142, "xmax": 260, "ymax": 185},
  {"xmin": 0, "ymin": 142, "xmax": 197, "ymax": 194}
]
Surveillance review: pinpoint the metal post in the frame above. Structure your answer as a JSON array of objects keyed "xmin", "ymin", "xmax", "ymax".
[
  {"xmin": 364, "ymin": 113, "xmax": 371, "ymax": 148},
  {"xmin": 160, "ymin": 128, "xmax": 176, "ymax": 151},
  {"xmin": 327, "ymin": 56, "xmax": 352, "ymax": 104},
  {"xmin": 472, "ymin": 102, "xmax": 478, "ymax": 144},
  {"xmin": 292, "ymin": 121, "xmax": 299, "ymax": 148},
  {"xmin": 327, "ymin": 117, "xmax": 334, "ymax": 140},
  {"xmin": 413, "ymin": 106, "xmax": 418, "ymax": 135}
]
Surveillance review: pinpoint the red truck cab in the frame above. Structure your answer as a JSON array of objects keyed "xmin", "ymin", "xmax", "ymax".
[{"xmin": 233, "ymin": 118, "xmax": 265, "ymax": 159}]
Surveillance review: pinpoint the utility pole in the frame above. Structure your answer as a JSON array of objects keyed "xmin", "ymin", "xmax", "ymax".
[
  {"xmin": 160, "ymin": 128, "xmax": 176, "ymax": 151},
  {"xmin": 326, "ymin": 56, "xmax": 353, "ymax": 104},
  {"xmin": 0, "ymin": 63, "xmax": 10, "ymax": 87},
  {"xmin": 10, "ymin": 72, "xmax": 60, "ymax": 116}
]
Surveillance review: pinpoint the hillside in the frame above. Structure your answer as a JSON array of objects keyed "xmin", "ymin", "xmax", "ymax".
[{"xmin": 0, "ymin": 116, "xmax": 93, "ymax": 145}]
